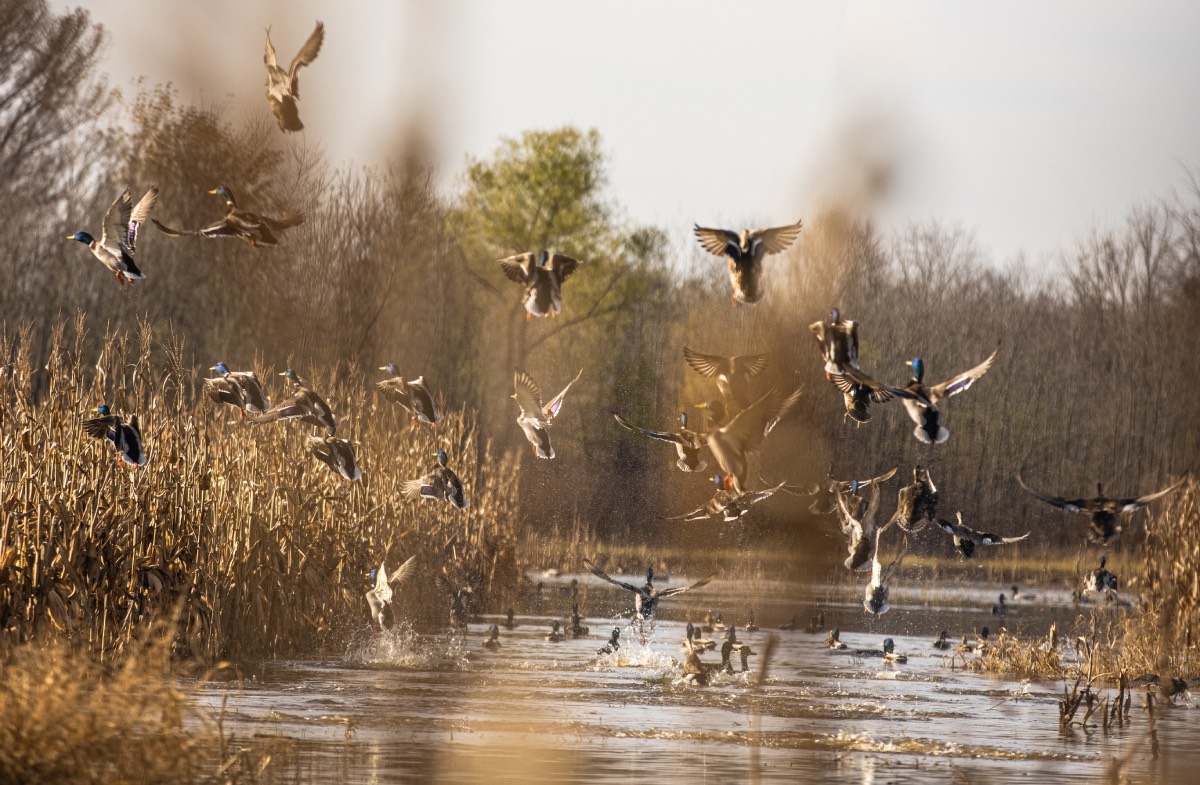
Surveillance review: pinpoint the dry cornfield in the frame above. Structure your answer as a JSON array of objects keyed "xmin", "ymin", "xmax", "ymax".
[{"xmin": 0, "ymin": 315, "xmax": 523, "ymax": 661}]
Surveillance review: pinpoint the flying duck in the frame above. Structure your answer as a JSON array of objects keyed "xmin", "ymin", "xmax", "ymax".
[
  {"xmin": 264, "ymin": 21, "xmax": 325, "ymax": 132},
  {"xmin": 497, "ymin": 251, "xmax": 583, "ymax": 318},
  {"xmin": 1016, "ymin": 473, "xmax": 1188, "ymax": 545},
  {"xmin": 898, "ymin": 349, "xmax": 998, "ymax": 444},
  {"xmin": 153, "ymin": 186, "xmax": 304, "ymax": 246},
  {"xmin": 83, "ymin": 404, "xmax": 146, "ymax": 466},
  {"xmin": 403, "ymin": 450, "xmax": 468, "ymax": 510},
  {"xmin": 203, "ymin": 362, "xmax": 270, "ymax": 416},
  {"xmin": 376, "ymin": 365, "xmax": 440, "ymax": 426},
  {"xmin": 612, "ymin": 411, "xmax": 707, "ymax": 472},
  {"xmin": 248, "ymin": 369, "xmax": 337, "ymax": 435},
  {"xmin": 512, "ymin": 367, "xmax": 583, "ymax": 459},
  {"xmin": 68, "ymin": 187, "xmax": 158, "ymax": 285},
  {"xmin": 693, "ymin": 218, "xmax": 803, "ymax": 304},
  {"xmin": 935, "ymin": 512, "xmax": 1029, "ymax": 559}
]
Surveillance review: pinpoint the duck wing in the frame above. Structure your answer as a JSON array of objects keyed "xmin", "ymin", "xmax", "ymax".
[
  {"xmin": 582, "ymin": 559, "xmax": 639, "ymax": 594},
  {"xmin": 682, "ymin": 346, "xmax": 730, "ymax": 378},
  {"xmin": 123, "ymin": 187, "xmax": 158, "ymax": 252},
  {"xmin": 927, "ymin": 347, "xmax": 998, "ymax": 404},
  {"xmin": 498, "ymin": 253, "xmax": 535, "ymax": 283},
  {"xmin": 938, "ymin": 512, "xmax": 1029, "ymax": 545},
  {"xmin": 656, "ymin": 572, "xmax": 718, "ymax": 598},
  {"xmin": 1116, "ymin": 475, "xmax": 1188, "ymax": 512},
  {"xmin": 693, "ymin": 225, "xmax": 741, "ymax": 258},
  {"xmin": 749, "ymin": 218, "xmax": 803, "ymax": 255},
  {"xmin": 512, "ymin": 368, "xmax": 545, "ymax": 418},
  {"xmin": 100, "ymin": 190, "xmax": 132, "ymax": 251},
  {"xmin": 389, "ymin": 554, "xmax": 419, "ymax": 588},
  {"xmin": 1015, "ymin": 473, "xmax": 1090, "ymax": 512},
  {"xmin": 548, "ymin": 253, "xmax": 581, "ymax": 282},
  {"xmin": 612, "ymin": 413, "xmax": 688, "ymax": 446},
  {"xmin": 541, "ymin": 368, "xmax": 582, "ymax": 420},
  {"xmin": 288, "ymin": 21, "xmax": 325, "ymax": 96}
]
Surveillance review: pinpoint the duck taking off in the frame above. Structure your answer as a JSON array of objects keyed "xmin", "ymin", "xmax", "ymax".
[
  {"xmin": 863, "ymin": 527, "xmax": 908, "ymax": 618},
  {"xmin": 898, "ymin": 349, "xmax": 998, "ymax": 444},
  {"xmin": 835, "ymin": 481, "xmax": 884, "ymax": 572},
  {"xmin": 365, "ymin": 556, "xmax": 418, "ymax": 629},
  {"xmin": 204, "ymin": 363, "xmax": 270, "ymax": 416},
  {"xmin": 682, "ymin": 347, "xmax": 770, "ymax": 412},
  {"xmin": 68, "ymin": 187, "xmax": 158, "ymax": 285},
  {"xmin": 512, "ymin": 367, "xmax": 582, "ymax": 459},
  {"xmin": 935, "ymin": 512, "xmax": 1029, "ymax": 559},
  {"xmin": 1083, "ymin": 556, "xmax": 1119, "ymax": 594},
  {"xmin": 809, "ymin": 308, "xmax": 860, "ymax": 376},
  {"xmin": 83, "ymin": 404, "xmax": 146, "ymax": 467},
  {"xmin": 888, "ymin": 465, "xmax": 939, "ymax": 533},
  {"xmin": 693, "ymin": 218, "xmax": 803, "ymax": 304},
  {"xmin": 701, "ymin": 386, "xmax": 804, "ymax": 496},
  {"xmin": 583, "ymin": 560, "xmax": 716, "ymax": 641},
  {"xmin": 1016, "ymin": 473, "xmax": 1188, "ymax": 545},
  {"xmin": 403, "ymin": 450, "xmax": 467, "ymax": 510},
  {"xmin": 376, "ymin": 365, "xmax": 440, "ymax": 427},
  {"xmin": 247, "ymin": 369, "xmax": 337, "ymax": 435},
  {"xmin": 612, "ymin": 412, "xmax": 707, "ymax": 473},
  {"xmin": 153, "ymin": 186, "xmax": 304, "ymax": 247},
  {"xmin": 264, "ymin": 21, "xmax": 325, "ymax": 132},
  {"xmin": 306, "ymin": 436, "xmax": 362, "ymax": 481},
  {"xmin": 806, "ymin": 466, "xmax": 898, "ymax": 515},
  {"xmin": 497, "ymin": 251, "xmax": 583, "ymax": 318}
]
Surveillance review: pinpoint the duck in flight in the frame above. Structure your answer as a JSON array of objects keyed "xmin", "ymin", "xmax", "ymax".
[
  {"xmin": 898, "ymin": 349, "xmax": 998, "ymax": 444},
  {"xmin": 264, "ymin": 21, "xmax": 325, "ymax": 132},
  {"xmin": 153, "ymin": 186, "xmax": 304, "ymax": 247},
  {"xmin": 693, "ymin": 218, "xmax": 803, "ymax": 304},
  {"xmin": 1016, "ymin": 473, "xmax": 1187, "ymax": 545},
  {"xmin": 512, "ymin": 368, "xmax": 582, "ymax": 459},
  {"xmin": 68, "ymin": 187, "xmax": 159, "ymax": 285},
  {"xmin": 583, "ymin": 560, "xmax": 716, "ymax": 642},
  {"xmin": 497, "ymin": 251, "xmax": 583, "ymax": 318}
]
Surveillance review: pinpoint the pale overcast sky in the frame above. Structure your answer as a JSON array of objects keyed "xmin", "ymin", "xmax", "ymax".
[{"xmin": 68, "ymin": 1, "xmax": 1200, "ymax": 263}]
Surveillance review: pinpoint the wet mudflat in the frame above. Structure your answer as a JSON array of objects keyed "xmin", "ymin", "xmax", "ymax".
[{"xmin": 193, "ymin": 575, "xmax": 1198, "ymax": 783}]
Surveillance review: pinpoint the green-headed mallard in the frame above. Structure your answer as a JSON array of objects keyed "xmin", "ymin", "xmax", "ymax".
[
  {"xmin": 701, "ymin": 386, "xmax": 804, "ymax": 495},
  {"xmin": 807, "ymin": 466, "xmax": 898, "ymax": 515},
  {"xmin": 933, "ymin": 630, "xmax": 952, "ymax": 650},
  {"xmin": 899, "ymin": 349, "xmax": 998, "ymax": 444},
  {"xmin": 403, "ymin": 449, "xmax": 467, "ymax": 510},
  {"xmin": 863, "ymin": 527, "xmax": 908, "ymax": 618},
  {"xmin": 828, "ymin": 366, "xmax": 918, "ymax": 426},
  {"xmin": 936, "ymin": 512, "xmax": 1028, "ymax": 559},
  {"xmin": 1083, "ymin": 556, "xmax": 1119, "ymax": 595},
  {"xmin": 264, "ymin": 21, "xmax": 325, "ymax": 132},
  {"xmin": 682, "ymin": 347, "xmax": 770, "ymax": 412},
  {"xmin": 544, "ymin": 619, "xmax": 564, "ymax": 642},
  {"xmin": 596, "ymin": 627, "xmax": 621, "ymax": 656},
  {"xmin": 68, "ymin": 187, "xmax": 159, "ymax": 286},
  {"xmin": 512, "ymin": 367, "xmax": 582, "ymax": 459},
  {"xmin": 666, "ymin": 475, "xmax": 784, "ymax": 522},
  {"xmin": 497, "ymin": 251, "xmax": 583, "ymax": 318},
  {"xmin": 612, "ymin": 411, "xmax": 707, "ymax": 472},
  {"xmin": 809, "ymin": 308, "xmax": 861, "ymax": 376},
  {"xmin": 888, "ymin": 465, "xmax": 939, "ymax": 533},
  {"xmin": 583, "ymin": 560, "xmax": 716, "ymax": 628},
  {"xmin": 307, "ymin": 435, "xmax": 361, "ymax": 481},
  {"xmin": 693, "ymin": 218, "xmax": 803, "ymax": 305},
  {"xmin": 1016, "ymin": 472, "xmax": 1187, "ymax": 545},
  {"xmin": 836, "ymin": 480, "xmax": 882, "ymax": 572},
  {"xmin": 153, "ymin": 186, "xmax": 304, "ymax": 247},
  {"xmin": 83, "ymin": 404, "xmax": 146, "ymax": 466},
  {"xmin": 376, "ymin": 364, "xmax": 440, "ymax": 426},
  {"xmin": 248, "ymin": 368, "xmax": 337, "ymax": 435},
  {"xmin": 881, "ymin": 637, "xmax": 907, "ymax": 664},
  {"xmin": 204, "ymin": 362, "xmax": 270, "ymax": 416},
  {"xmin": 483, "ymin": 624, "xmax": 501, "ymax": 650},
  {"xmin": 365, "ymin": 555, "xmax": 417, "ymax": 629},
  {"xmin": 825, "ymin": 628, "xmax": 847, "ymax": 650}
]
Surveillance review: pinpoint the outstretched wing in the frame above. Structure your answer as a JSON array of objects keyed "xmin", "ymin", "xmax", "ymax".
[
  {"xmin": 938, "ymin": 512, "xmax": 1029, "ymax": 545},
  {"xmin": 288, "ymin": 20, "xmax": 326, "ymax": 95},
  {"xmin": 263, "ymin": 26, "xmax": 279, "ymax": 68},
  {"xmin": 1118, "ymin": 474, "xmax": 1188, "ymax": 512},
  {"xmin": 512, "ymin": 367, "xmax": 545, "ymax": 415},
  {"xmin": 549, "ymin": 253, "xmax": 581, "ymax": 282},
  {"xmin": 1015, "ymin": 473, "xmax": 1087, "ymax": 513},
  {"xmin": 928, "ymin": 347, "xmax": 998, "ymax": 403},
  {"xmin": 583, "ymin": 559, "xmax": 639, "ymax": 593},
  {"xmin": 389, "ymin": 554, "xmax": 419, "ymax": 587},
  {"xmin": 693, "ymin": 225, "xmax": 741, "ymax": 258},
  {"xmin": 731, "ymin": 352, "xmax": 770, "ymax": 378},
  {"xmin": 612, "ymin": 413, "xmax": 686, "ymax": 445},
  {"xmin": 831, "ymin": 368, "xmax": 894, "ymax": 403},
  {"xmin": 542, "ymin": 368, "xmax": 582, "ymax": 420},
  {"xmin": 751, "ymin": 218, "xmax": 803, "ymax": 255},
  {"xmin": 682, "ymin": 346, "xmax": 728, "ymax": 379},
  {"xmin": 657, "ymin": 572, "xmax": 718, "ymax": 598},
  {"xmin": 125, "ymin": 187, "xmax": 158, "ymax": 252},
  {"xmin": 498, "ymin": 253, "xmax": 534, "ymax": 283},
  {"xmin": 100, "ymin": 190, "xmax": 131, "ymax": 250},
  {"xmin": 860, "ymin": 466, "xmax": 899, "ymax": 489}
]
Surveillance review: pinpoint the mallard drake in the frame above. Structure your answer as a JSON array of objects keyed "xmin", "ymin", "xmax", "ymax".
[
  {"xmin": 828, "ymin": 366, "xmax": 918, "ymax": 426},
  {"xmin": 825, "ymin": 628, "xmax": 847, "ymax": 650},
  {"xmin": 153, "ymin": 186, "xmax": 304, "ymax": 247},
  {"xmin": 583, "ymin": 560, "xmax": 716, "ymax": 626},
  {"xmin": 898, "ymin": 349, "xmax": 998, "ymax": 444},
  {"xmin": 204, "ymin": 363, "xmax": 270, "ymax": 415},
  {"xmin": 512, "ymin": 367, "xmax": 582, "ymax": 459},
  {"xmin": 666, "ymin": 475, "xmax": 785, "ymax": 522},
  {"xmin": 597, "ymin": 627, "xmax": 621, "ymax": 656},
  {"xmin": 1016, "ymin": 473, "xmax": 1188, "ymax": 545},
  {"xmin": 247, "ymin": 369, "xmax": 337, "ymax": 435},
  {"xmin": 83, "ymin": 404, "xmax": 146, "ymax": 466},
  {"xmin": 503, "ymin": 608, "xmax": 517, "ymax": 630},
  {"xmin": 836, "ymin": 481, "xmax": 883, "ymax": 572},
  {"xmin": 403, "ymin": 449, "xmax": 468, "ymax": 510},
  {"xmin": 1010, "ymin": 585, "xmax": 1036, "ymax": 602},
  {"xmin": 881, "ymin": 638, "xmax": 908, "ymax": 664},
  {"xmin": 699, "ymin": 386, "xmax": 804, "ymax": 495},
  {"xmin": 68, "ymin": 187, "xmax": 159, "ymax": 285},
  {"xmin": 992, "ymin": 593, "xmax": 1008, "ymax": 617},
  {"xmin": 744, "ymin": 609, "xmax": 760, "ymax": 632},
  {"xmin": 720, "ymin": 625, "xmax": 754, "ymax": 672},
  {"xmin": 365, "ymin": 556, "xmax": 418, "ymax": 629},
  {"xmin": 567, "ymin": 601, "xmax": 589, "ymax": 637},
  {"xmin": 376, "ymin": 365, "xmax": 440, "ymax": 426},
  {"xmin": 545, "ymin": 619, "xmax": 564, "ymax": 642},
  {"xmin": 435, "ymin": 572, "xmax": 475, "ymax": 629},
  {"xmin": 935, "ymin": 512, "xmax": 1029, "ymax": 559},
  {"xmin": 888, "ymin": 465, "xmax": 938, "ymax": 533},
  {"xmin": 1083, "ymin": 556, "xmax": 1119, "ymax": 594},
  {"xmin": 863, "ymin": 527, "xmax": 909, "ymax": 618},
  {"xmin": 264, "ymin": 21, "xmax": 325, "ymax": 132},
  {"xmin": 307, "ymin": 435, "xmax": 362, "ymax": 481},
  {"xmin": 483, "ymin": 624, "xmax": 502, "ymax": 650},
  {"xmin": 933, "ymin": 630, "xmax": 952, "ymax": 650},
  {"xmin": 682, "ymin": 347, "xmax": 770, "ymax": 411},
  {"xmin": 497, "ymin": 251, "xmax": 583, "ymax": 318},
  {"xmin": 613, "ymin": 412, "xmax": 707, "ymax": 472},
  {"xmin": 689, "ymin": 622, "xmax": 716, "ymax": 651},
  {"xmin": 808, "ymin": 309, "xmax": 860, "ymax": 376},
  {"xmin": 807, "ymin": 466, "xmax": 898, "ymax": 515},
  {"xmin": 693, "ymin": 218, "xmax": 803, "ymax": 304}
]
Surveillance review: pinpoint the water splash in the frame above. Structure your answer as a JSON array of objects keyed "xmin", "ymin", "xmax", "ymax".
[{"xmin": 343, "ymin": 622, "xmax": 469, "ymax": 669}]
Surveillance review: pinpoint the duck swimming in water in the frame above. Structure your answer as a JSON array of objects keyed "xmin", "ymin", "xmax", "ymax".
[
  {"xmin": 825, "ymin": 628, "xmax": 847, "ymax": 650},
  {"xmin": 992, "ymin": 593, "xmax": 1008, "ymax": 617},
  {"xmin": 881, "ymin": 638, "xmax": 908, "ymax": 664},
  {"xmin": 1083, "ymin": 556, "xmax": 1119, "ymax": 595},
  {"xmin": 567, "ymin": 602, "xmax": 589, "ymax": 638},
  {"xmin": 1010, "ymin": 585, "xmax": 1036, "ymax": 602},
  {"xmin": 545, "ymin": 620, "xmax": 564, "ymax": 642},
  {"xmin": 483, "ymin": 624, "xmax": 501, "ymax": 650},
  {"xmin": 744, "ymin": 609, "xmax": 760, "ymax": 632},
  {"xmin": 933, "ymin": 630, "xmax": 952, "ymax": 650}
]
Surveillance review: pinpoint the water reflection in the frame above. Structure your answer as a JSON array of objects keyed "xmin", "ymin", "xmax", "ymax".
[{"xmin": 194, "ymin": 577, "xmax": 1198, "ymax": 784}]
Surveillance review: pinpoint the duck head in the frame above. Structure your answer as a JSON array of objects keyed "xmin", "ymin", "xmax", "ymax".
[
  {"xmin": 67, "ymin": 231, "xmax": 94, "ymax": 245},
  {"xmin": 850, "ymin": 479, "xmax": 860, "ymax": 494},
  {"xmin": 279, "ymin": 368, "xmax": 301, "ymax": 385},
  {"xmin": 208, "ymin": 185, "xmax": 237, "ymax": 206},
  {"xmin": 537, "ymin": 250, "xmax": 550, "ymax": 267},
  {"xmin": 830, "ymin": 307, "xmax": 840, "ymax": 322},
  {"xmin": 379, "ymin": 363, "xmax": 399, "ymax": 375},
  {"xmin": 695, "ymin": 399, "xmax": 727, "ymax": 424},
  {"xmin": 435, "ymin": 449, "xmax": 448, "ymax": 467},
  {"xmin": 211, "ymin": 362, "xmax": 230, "ymax": 374},
  {"xmin": 883, "ymin": 638, "xmax": 895, "ymax": 654},
  {"xmin": 645, "ymin": 566, "xmax": 654, "ymax": 586},
  {"xmin": 679, "ymin": 412, "xmax": 688, "ymax": 429},
  {"xmin": 725, "ymin": 625, "xmax": 738, "ymax": 642},
  {"xmin": 92, "ymin": 404, "xmax": 111, "ymax": 416},
  {"xmin": 906, "ymin": 357, "xmax": 925, "ymax": 382}
]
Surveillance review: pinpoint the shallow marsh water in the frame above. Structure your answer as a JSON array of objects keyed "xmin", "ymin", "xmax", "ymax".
[{"xmin": 194, "ymin": 574, "xmax": 1198, "ymax": 783}]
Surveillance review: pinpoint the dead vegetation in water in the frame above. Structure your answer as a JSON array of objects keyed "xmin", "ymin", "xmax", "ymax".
[{"xmin": 0, "ymin": 316, "xmax": 522, "ymax": 661}]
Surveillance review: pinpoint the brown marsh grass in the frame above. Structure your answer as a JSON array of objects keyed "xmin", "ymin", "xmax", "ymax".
[{"xmin": 0, "ymin": 315, "xmax": 522, "ymax": 661}]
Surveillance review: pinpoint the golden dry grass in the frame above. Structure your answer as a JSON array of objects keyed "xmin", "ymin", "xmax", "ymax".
[{"xmin": 0, "ymin": 315, "xmax": 522, "ymax": 660}]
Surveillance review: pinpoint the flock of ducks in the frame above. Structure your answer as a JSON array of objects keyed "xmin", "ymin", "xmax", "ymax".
[{"xmin": 63, "ymin": 20, "xmax": 1192, "ymax": 677}]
